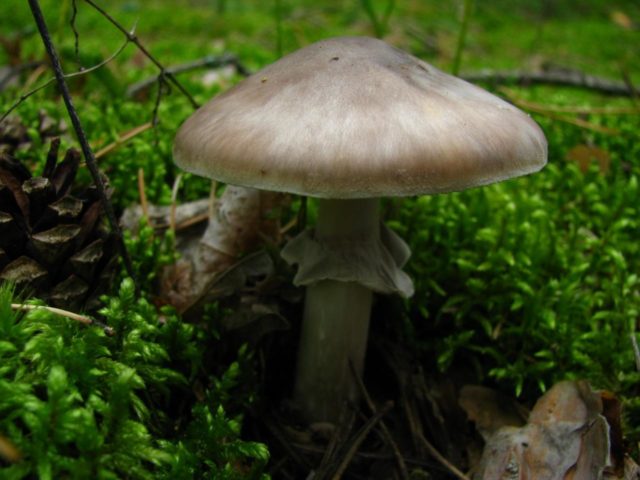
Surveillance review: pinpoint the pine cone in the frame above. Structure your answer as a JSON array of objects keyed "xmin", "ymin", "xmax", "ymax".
[
  {"xmin": 0, "ymin": 138, "xmax": 116, "ymax": 311},
  {"xmin": 0, "ymin": 110, "xmax": 67, "ymax": 157}
]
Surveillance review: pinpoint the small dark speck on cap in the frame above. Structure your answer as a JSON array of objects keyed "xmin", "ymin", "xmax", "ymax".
[{"xmin": 330, "ymin": 56, "xmax": 340, "ymax": 61}]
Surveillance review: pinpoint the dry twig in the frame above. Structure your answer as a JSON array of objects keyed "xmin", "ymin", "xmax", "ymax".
[
  {"xmin": 499, "ymin": 87, "xmax": 621, "ymax": 134},
  {"xmin": 174, "ymin": 212, "xmax": 209, "ymax": 232},
  {"xmin": 1, "ymin": 37, "xmax": 129, "ymax": 123},
  {"xmin": 11, "ymin": 303, "xmax": 114, "ymax": 336},
  {"xmin": 126, "ymin": 53, "xmax": 250, "ymax": 97},
  {"xmin": 290, "ymin": 442, "xmax": 447, "ymax": 470},
  {"xmin": 261, "ymin": 415, "xmax": 315, "ymax": 472},
  {"xmin": 94, "ymin": 121, "xmax": 153, "ymax": 159},
  {"xmin": 82, "ymin": 0, "xmax": 199, "ymax": 109},
  {"xmin": 462, "ymin": 68, "xmax": 636, "ymax": 96},
  {"xmin": 510, "ymin": 104, "xmax": 640, "ymax": 115},
  {"xmin": 349, "ymin": 360, "xmax": 410, "ymax": 480},
  {"xmin": 415, "ymin": 431, "xmax": 470, "ymax": 480},
  {"xmin": 315, "ymin": 404, "xmax": 355, "ymax": 477},
  {"xmin": 329, "ymin": 402, "xmax": 394, "ymax": 479}
]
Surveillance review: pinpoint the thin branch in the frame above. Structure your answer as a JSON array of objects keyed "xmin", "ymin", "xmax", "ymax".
[
  {"xmin": 462, "ymin": 69, "xmax": 636, "ymax": 96},
  {"xmin": 82, "ymin": 0, "xmax": 199, "ymax": 109},
  {"xmin": 415, "ymin": 431, "xmax": 470, "ymax": 480},
  {"xmin": 349, "ymin": 360, "xmax": 409, "ymax": 480},
  {"xmin": 291, "ymin": 442, "xmax": 448, "ymax": 470},
  {"xmin": 22, "ymin": 63, "xmax": 48, "ymax": 92},
  {"xmin": 330, "ymin": 402, "xmax": 394, "ymax": 480},
  {"xmin": 316, "ymin": 404, "xmax": 356, "ymax": 477},
  {"xmin": 174, "ymin": 212, "xmax": 208, "ymax": 231},
  {"xmin": 499, "ymin": 87, "xmax": 620, "ymax": 134},
  {"xmin": 125, "ymin": 53, "xmax": 249, "ymax": 97},
  {"xmin": 150, "ymin": 71, "xmax": 168, "ymax": 128},
  {"xmin": 70, "ymin": 0, "xmax": 80, "ymax": 65},
  {"xmin": 279, "ymin": 215, "xmax": 297, "ymax": 236},
  {"xmin": 94, "ymin": 121, "xmax": 153, "ymax": 159},
  {"xmin": 28, "ymin": 0, "xmax": 138, "ymax": 293},
  {"xmin": 498, "ymin": 85, "xmax": 619, "ymax": 132},
  {"xmin": 261, "ymin": 414, "xmax": 315, "ymax": 471},
  {"xmin": 506, "ymin": 104, "xmax": 640, "ymax": 115},
  {"xmin": 11, "ymin": 303, "xmax": 115, "ymax": 336},
  {"xmin": 1, "ymin": 37, "xmax": 129, "ymax": 123}
]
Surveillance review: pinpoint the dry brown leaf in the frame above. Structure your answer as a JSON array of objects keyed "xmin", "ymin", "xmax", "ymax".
[
  {"xmin": 459, "ymin": 385, "xmax": 528, "ymax": 440},
  {"xmin": 0, "ymin": 433, "xmax": 21, "ymax": 463},
  {"xmin": 473, "ymin": 381, "xmax": 610, "ymax": 480},
  {"xmin": 154, "ymin": 186, "xmax": 289, "ymax": 311},
  {"xmin": 566, "ymin": 145, "xmax": 611, "ymax": 174},
  {"xmin": 621, "ymin": 456, "xmax": 640, "ymax": 479},
  {"xmin": 610, "ymin": 11, "xmax": 634, "ymax": 30}
]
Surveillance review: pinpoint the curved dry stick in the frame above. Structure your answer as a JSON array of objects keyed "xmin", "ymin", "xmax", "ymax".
[
  {"xmin": 462, "ymin": 69, "xmax": 636, "ymax": 96},
  {"xmin": 349, "ymin": 360, "xmax": 410, "ymax": 480},
  {"xmin": 126, "ymin": 53, "xmax": 249, "ymax": 98},
  {"xmin": 330, "ymin": 402, "xmax": 394, "ymax": 480},
  {"xmin": 1, "ymin": 37, "xmax": 130, "ymax": 123},
  {"xmin": 416, "ymin": 431, "xmax": 470, "ymax": 480},
  {"xmin": 93, "ymin": 121, "xmax": 153, "ymax": 160},
  {"xmin": 11, "ymin": 303, "xmax": 114, "ymax": 336},
  {"xmin": 82, "ymin": 0, "xmax": 199, "ymax": 109},
  {"xmin": 499, "ymin": 87, "xmax": 621, "ymax": 134}
]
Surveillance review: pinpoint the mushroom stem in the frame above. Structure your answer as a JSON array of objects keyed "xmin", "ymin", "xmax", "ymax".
[{"xmin": 293, "ymin": 197, "xmax": 379, "ymax": 422}]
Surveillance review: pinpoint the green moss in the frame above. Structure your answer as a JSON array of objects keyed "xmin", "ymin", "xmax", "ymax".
[
  {"xmin": 0, "ymin": 279, "xmax": 269, "ymax": 478},
  {"xmin": 1, "ymin": 0, "xmax": 639, "ymax": 471},
  {"xmin": 393, "ymin": 109, "xmax": 640, "ymax": 444}
]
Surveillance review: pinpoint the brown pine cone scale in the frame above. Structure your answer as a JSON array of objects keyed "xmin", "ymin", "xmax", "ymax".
[{"xmin": 0, "ymin": 138, "xmax": 116, "ymax": 310}]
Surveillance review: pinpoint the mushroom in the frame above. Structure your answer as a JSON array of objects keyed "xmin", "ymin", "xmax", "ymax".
[{"xmin": 173, "ymin": 36, "xmax": 547, "ymax": 422}]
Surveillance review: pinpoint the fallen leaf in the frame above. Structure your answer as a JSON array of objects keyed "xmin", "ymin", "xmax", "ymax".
[
  {"xmin": 459, "ymin": 385, "xmax": 528, "ymax": 440},
  {"xmin": 610, "ymin": 11, "xmax": 634, "ymax": 30},
  {"xmin": 473, "ymin": 381, "xmax": 611, "ymax": 480},
  {"xmin": 566, "ymin": 144, "xmax": 611, "ymax": 174},
  {"xmin": 0, "ymin": 433, "xmax": 21, "ymax": 463}
]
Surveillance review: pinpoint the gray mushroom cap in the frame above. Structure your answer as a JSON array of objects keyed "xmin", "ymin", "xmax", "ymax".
[{"xmin": 174, "ymin": 36, "xmax": 547, "ymax": 199}]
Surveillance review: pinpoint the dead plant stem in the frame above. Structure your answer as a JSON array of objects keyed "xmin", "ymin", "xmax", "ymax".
[
  {"xmin": 11, "ymin": 303, "xmax": 114, "ymax": 336},
  {"xmin": 349, "ymin": 360, "xmax": 410, "ymax": 480}
]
